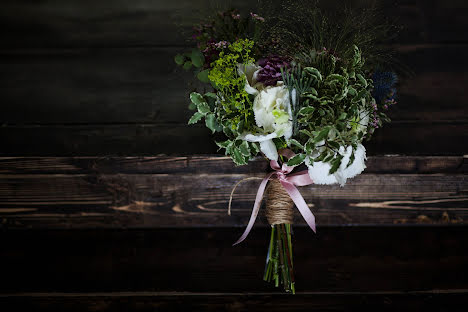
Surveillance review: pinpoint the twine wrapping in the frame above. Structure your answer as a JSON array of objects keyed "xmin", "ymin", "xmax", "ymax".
[
  {"xmin": 230, "ymin": 149, "xmax": 317, "ymax": 246},
  {"xmin": 265, "ymin": 179, "xmax": 294, "ymax": 225}
]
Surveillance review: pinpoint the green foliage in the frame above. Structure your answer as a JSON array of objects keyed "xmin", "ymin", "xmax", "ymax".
[
  {"xmin": 260, "ymin": 0, "xmax": 399, "ymax": 70},
  {"xmin": 186, "ymin": 39, "xmax": 261, "ymax": 166},
  {"xmin": 191, "ymin": 49, "xmax": 205, "ymax": 68},
  {"xmin": 208, "ymin": 39, "xmax": 256, "ymax": 137},
  {"xmin": 174, "ymin": 54, "xmax": 185, "ymax": 65},
  {"xmin": 283, "ymin": 45, "xmax": 373, "ymax": 171},
  {"xmin": 197, "ymin": 69, "xmax": 211, "ymax": 83}
]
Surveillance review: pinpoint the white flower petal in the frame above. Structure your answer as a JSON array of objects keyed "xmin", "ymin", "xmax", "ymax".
[
  {"xmin": 306, "ymin": 144, "xmax": 367, "ymax": 186},
  {"xmin": 337, "ymin": 144, "xmax": 367, "ymax": 185},
  {"xmin": 306, "ymin": 157, "xmax": 338, "ymax": 185},
  {"xmin": 252, "ymin": 85, "xmax": 292, "ymax": 136},
  {"xmin": 242, "ymin": 132, "xmax": 277, "ymax": 142},
  {"xmin": 259, "ymin": 139, "xmax": 278, "ymax": 160},
  {"xmin": 238, "ymin": 63, "xmax": 262, "ymax": 95}
]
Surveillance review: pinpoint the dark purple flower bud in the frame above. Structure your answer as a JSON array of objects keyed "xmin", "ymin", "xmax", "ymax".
[{"xmin": 256, "ymin": 55, "xmax": 290, "ymax": 87}]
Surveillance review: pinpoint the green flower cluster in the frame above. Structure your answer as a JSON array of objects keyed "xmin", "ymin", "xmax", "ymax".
[
  {"xmin": 208, "ymin": 39, "xmax": 255, "ymax": 127},
  {"xmin": 187, "ymin": 39, "xmax": 261, "ymax": 165}
]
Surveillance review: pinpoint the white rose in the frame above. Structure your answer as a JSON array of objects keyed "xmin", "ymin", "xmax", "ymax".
[
  {"xmin": 306, "ymin": 144, "xmax": 367, "ymax": 186},
  {"xmin": 242, "ymin": 85, "xmax": 293, "ymax": 161}
]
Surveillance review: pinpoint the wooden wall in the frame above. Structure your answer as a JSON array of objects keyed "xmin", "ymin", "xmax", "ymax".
[{"xmin": 0, "ymin": 0, "xmax": 467, "ymax": 311}]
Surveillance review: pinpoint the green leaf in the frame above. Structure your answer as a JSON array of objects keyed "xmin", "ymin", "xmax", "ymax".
[
  {"xmin": 190, "ymin": 92, "xmax": 204, "ymax": 106},
  {"xmin": 216, "ymin": 140, "xmax": 232, "ymax": 149},
  {"xmin": 286, "ymin": 153, "xmax": 306, "ymax": 166},
  {"xmin": 329, "ymin": 155, "xmax": 344, "ymax": 174},
  {"xmin": 303, "ymin": 67, "xmax": 322, "ymax": 81},
  {"xmin": 191, "ymin": 49, "xmax": 205, "ymax": 68},
  {"xmin": 174, "ymin": 54, "xmax": 185, "ymax": 65},
  {"xmin": 239, "ymin": 141, "xmax": 251, "ymax": 156},
  {"xmin": 197, "ymin": 102, "xmax": 210, "ymax": 114},
  {"xmin": 197, "ymin": 69, "xmax": 210, "ymax": 83},
  {"xmin": 183, "ymin": 61, "xmax": 192, "ymax": 70},
  {"xmin": 249, "ymin": 142, "xmax": 260, "ymax": 154},
  {"xmin": 327, "ymin": 141, "xmax": 340, "ymax": 150},
  {"xmin": 314, "ymin": 150, "xmax": 329, "ymax": 162},
  {"xmin": 232, "ymin": 148, "xmax": 248, "ymax": 165},
  {"xmin": 313, "ymin": 126, "xmax": 330, "ymax": 143},
  {"xmin": 205, "ymin": 113, "xmax": 221, "ymax": 133},
  {"xmin": 298, "ymin": 106, "xmax": 316, "ymax": 116},
  {"xmin": 300, "ymin": 129, "xmax": 314, "ymax": 137},
  {"xmin": 356, "ymin": 74, "xmax": 367, "ymax": 87},
  {"xmin": 323, "ymin": 153, "xmax": 335, "ymax": 162},
  {"xmin": 204, "ymin": 92, "xmax": 217, "ymax": 99},
  {"xmin": 188, "ymin": 102, "xmax": 196, "ymax": 110},
  {"xmin": 304, "ymin": 140, "xmax": 315, "ymax": 154},
  {"xmin": 288, "ymin": 139, "xmax": 303, "ymax": 149},
  {"xmin": 188, "ymin": 112, "xmax": 203, "ymax": 125},
  {"xmin": 347, "ymin": 150, "xmax": 356, "ymax": 168}
]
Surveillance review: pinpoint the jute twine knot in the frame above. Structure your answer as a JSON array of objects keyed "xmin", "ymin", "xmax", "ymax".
[{"xmin": 265, "ymin": 179, "xmax": 294, "ymax": 225}]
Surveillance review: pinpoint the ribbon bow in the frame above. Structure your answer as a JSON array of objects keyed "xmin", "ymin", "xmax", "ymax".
[{"xmin": 232, "ymin": 149, "xmax": 316, "ymax": 246}]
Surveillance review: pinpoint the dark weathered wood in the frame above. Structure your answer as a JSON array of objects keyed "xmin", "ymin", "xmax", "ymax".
[
  {"xmin": 0, "ymin": 0, "xmax": 467, "ymax": 49},
  {"xmin": 0, "ymin": 156, "xmax": 466, "ymax": 228},
  {"xmin": 0, "ymin": 156, "xmax": 465, "ymax": 175},
  {"xmin": 0, "ymin": 123, "xmax": 467, "ymax": 156},
  {"xmin": 1, "ymin": 290, "xmax": 468, "ymax": 312},
  {"xmin": 0, "ymin": 227, "xmax": 467, "ymax": 293},
  {"xmin": 1, "ymin": 45, "xmax": 467, "ymax": 125}
]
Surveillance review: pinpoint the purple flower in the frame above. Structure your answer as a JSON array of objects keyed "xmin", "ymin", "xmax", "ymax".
[
  {"xmin": 250, "ymin": 12, "xmax": 265, "ymax": 22},
  {"xmin": 256, "ymin": 55, "xmax": 290, "ymax": 87}
]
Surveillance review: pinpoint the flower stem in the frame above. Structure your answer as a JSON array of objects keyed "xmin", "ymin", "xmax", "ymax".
[{"xmin": 264, "ymin": 224, "xmax": 295, "ymax": 293}]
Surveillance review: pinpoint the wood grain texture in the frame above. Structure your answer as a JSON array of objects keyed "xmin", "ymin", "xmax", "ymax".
[
  {"xmin": 1, "ymin": 227, "xmax": 467, "ymax": 293},
  {"xmin": 0, "ymin": 156, "xmax": 466, "ymax": 229},
  {"xmin": 0, "ymin": 0, "xmax": 467, "ymax": 49},
  {"xmin": 1, "ymin": 291, "xmax": 468, "ymax": 312},
  {"xmin": 1, "ymin": 45, "xmax": 467, "ymax": 124},
  {"xmin": 1, "ymin": 122, "xmax": 467, "ymax": 156}
]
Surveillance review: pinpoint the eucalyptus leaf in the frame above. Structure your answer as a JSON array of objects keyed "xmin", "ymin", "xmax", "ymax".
[
  {"xmin": 174, "ymin": 54, "xmax": 185, "ymax": 65},
  {"xmin": 183, "ymin": 61, "xmax": 192, "ymax": 70},
  {"xmin": 197, "ymin": 69, "xmax": 210, "ymax": 83},
  {"xmin": 191, "ymin": 49, "xmax": 205, "ymax": 68}
]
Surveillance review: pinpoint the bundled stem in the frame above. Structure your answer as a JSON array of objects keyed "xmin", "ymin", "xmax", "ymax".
[
  {"xmin": 264, "ymin": 179, "xmax": 295, "ymax": 293},
  {"xmin": 264, "ymin": 224, "xmax": 295, "ymax": 293}
]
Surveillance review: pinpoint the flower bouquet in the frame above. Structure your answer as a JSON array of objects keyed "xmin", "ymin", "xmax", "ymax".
[{"xmin": 175, "ymin": 2, "xmax": 398, "ymax": 293}]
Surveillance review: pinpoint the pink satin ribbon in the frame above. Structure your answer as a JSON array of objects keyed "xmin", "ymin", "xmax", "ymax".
[{"xmin": 233, "ymin": 149, "xmax": 316, "ymax": 246}]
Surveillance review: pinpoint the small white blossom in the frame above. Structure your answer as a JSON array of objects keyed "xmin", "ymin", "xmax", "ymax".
[{"xmin": 306, "ymin": 144, "xmax": 367, "ymax": 186}]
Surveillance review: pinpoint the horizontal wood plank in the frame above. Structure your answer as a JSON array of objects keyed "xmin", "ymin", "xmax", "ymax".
[
  {"xmin": 0, "ymin": 227, "xmax": 467, "ymax": 293},
  {"xmin": 0, "ymin": 0, "xmax": 467, "ymax": 49},
  {"xmin": 0, "ymin": 122, "xmax": 467, "ymax": 156},
  {"xmin": 1, "ymin": 290, "xmax": 468, "ymax": 312},
  {"xmin": 0, "ymin": 156, "xmax": 466, "ymax": 228},
  {"xmin": 1, "ymin": 45, "xmax": 467, "ymax": 125},
  {"xmin": 0, "ymin": 156, "xmax": 465, "ymax": 175}
]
